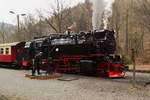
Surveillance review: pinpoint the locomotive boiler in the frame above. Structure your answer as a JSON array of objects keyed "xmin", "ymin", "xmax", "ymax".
[{"xmin": 42, "ymin": 30, "xmax": 116, "ymax": 57}]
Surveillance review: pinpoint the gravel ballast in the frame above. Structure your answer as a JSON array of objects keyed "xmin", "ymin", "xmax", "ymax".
[{"xmin": 0, "ymin": 68, "xmax": 150, "ymax": 100}]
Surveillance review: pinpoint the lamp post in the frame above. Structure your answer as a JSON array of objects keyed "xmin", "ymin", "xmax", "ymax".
[{"xmin": 9, "ymin": 11, "xmax": 26, "ymax": 33}]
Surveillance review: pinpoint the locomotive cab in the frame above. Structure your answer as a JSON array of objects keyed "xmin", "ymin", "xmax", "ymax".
[{"xmin": 92, "ymin": 30, "xmax": 116, "ymax": 54}]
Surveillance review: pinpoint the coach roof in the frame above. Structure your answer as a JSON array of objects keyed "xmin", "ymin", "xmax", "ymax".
[{"xmin": 0, "ymin": 42, "xmax": 20, "ymax": 47}]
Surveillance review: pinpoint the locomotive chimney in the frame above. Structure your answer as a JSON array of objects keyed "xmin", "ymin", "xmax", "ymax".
[{"xmin": 66, "ymin": 27, "xmax": 72, "ymax": 35}]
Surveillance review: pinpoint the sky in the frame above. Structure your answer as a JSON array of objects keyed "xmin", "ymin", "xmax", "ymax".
[{"xmin": 0, "ymin": 0, "xmax": 84, "ymax": 24}]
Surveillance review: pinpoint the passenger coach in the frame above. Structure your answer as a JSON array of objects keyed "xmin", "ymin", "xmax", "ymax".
[{"xmin": 0, "ymin": 42, "xmax": 25, "ymax": 68}]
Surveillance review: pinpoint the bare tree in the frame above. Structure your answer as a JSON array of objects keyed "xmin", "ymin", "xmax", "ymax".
[
  {"xmin": 0, "ymin": 22, "xmax": 6, "ymax": 43},
  {"xmin": 45, "ymin": 0, "xmax": 72, "ymax": 33},
  {"xmin": 111, "ymin": 0, "xmax": 122, "ymax": 54},
  {"xmin": 20, "ymin": 14, "xmax": 37, "ymax": 40},
  {"xmin": 136, "ymin": 0, "xmax": 150, "ymax": 32}
]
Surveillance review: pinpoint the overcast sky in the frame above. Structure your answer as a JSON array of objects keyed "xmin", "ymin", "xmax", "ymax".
[{"xmin": 0, "ymin": 0, "xmax": 84, "ymax": 24}]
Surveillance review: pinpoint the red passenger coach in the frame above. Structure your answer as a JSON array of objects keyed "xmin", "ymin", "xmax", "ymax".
[{"xmin": 0, "ymin": 42, "xmax": 25, "ymax": 68}]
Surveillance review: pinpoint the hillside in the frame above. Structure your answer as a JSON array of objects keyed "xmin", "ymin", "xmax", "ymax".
[
  {"xmin": 111, "ymin": 0, "xmax": 150, "ymax": 64},
  {"xmin": 0, "ymin": 22, "xmax": 14, "ymax": 27}
]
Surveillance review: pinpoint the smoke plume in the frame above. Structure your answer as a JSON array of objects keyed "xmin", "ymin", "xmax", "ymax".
[{"xmin": 92, "ymin": 0, "xmax": 114, "ymax": 30}]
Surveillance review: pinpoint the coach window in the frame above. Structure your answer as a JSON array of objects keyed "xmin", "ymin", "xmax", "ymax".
[
  {"xmin": 5, "ymin": 48, "xmax": 9, "ymax": 55},
  {"xmin": 0, "ymin": 48, "xmax": 4, "ymax": 54}
]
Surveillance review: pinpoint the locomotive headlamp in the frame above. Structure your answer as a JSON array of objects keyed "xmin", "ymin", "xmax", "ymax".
[{"xmin": 56, "ymin": 48, "xmax": 59, "ymax": 52}]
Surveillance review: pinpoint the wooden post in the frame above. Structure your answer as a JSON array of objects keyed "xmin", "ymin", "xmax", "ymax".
[{"xmin": 131, "ymin": 49, "xmax": 136, "ymax": 88}]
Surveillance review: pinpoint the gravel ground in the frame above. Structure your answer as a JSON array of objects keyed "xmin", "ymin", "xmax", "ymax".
[
  {"xmin": 0, "ymin": 93, "xmax": 8, "ymax": 100},
  {"xmin": 0, "ymin": 68, "xmax": 150, "ymax": 100}
]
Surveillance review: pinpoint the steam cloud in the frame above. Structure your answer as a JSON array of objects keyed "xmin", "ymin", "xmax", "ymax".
[{"xmin": 92, "ymin": 0, "xmax": 114, "ymax": 30}]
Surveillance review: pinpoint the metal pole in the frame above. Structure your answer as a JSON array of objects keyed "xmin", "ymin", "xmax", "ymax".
[
  {"xmin": 17, "ymin": 14, "xmax": 20, "ymax": 33},
  {"xmin": 131, "ymin": 49, "xmax": 136, "ymax": 88}
]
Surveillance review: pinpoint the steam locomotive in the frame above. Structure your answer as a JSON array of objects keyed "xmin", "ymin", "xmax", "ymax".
[{"xmin": 24, "ymin": 29, "xmax": 128, "ymax": 78}]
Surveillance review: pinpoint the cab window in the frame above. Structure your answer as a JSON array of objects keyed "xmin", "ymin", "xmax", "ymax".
[{"xmin": 5, "ymin": 48, "xmax": 9, "ymax": 55}]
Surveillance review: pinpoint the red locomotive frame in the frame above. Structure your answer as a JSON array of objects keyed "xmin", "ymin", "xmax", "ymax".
[{"xmin": 38, "ymin": 54, "xmax": 127, "ymax": 78}]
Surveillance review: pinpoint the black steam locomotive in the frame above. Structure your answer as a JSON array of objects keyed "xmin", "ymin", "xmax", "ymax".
[{"xmin": 25, "ymin": 29, "xmax": 127, "ymax": 78}]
